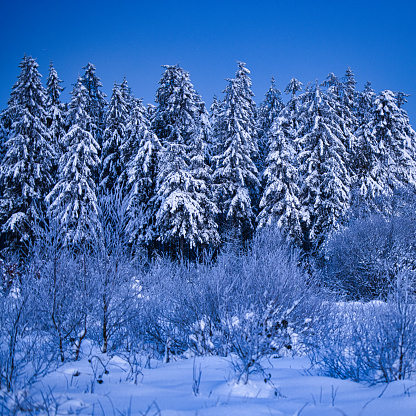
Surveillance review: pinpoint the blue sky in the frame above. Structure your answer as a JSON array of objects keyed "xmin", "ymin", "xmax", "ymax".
[{"xmin": 1, "ymin": 0, "xmax": 416, "ymax": 122}]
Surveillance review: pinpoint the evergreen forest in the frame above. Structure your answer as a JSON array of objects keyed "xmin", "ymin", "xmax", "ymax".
[{"xmin": 1, "ymin": 56, "xmax": 416, "ymax": 401}]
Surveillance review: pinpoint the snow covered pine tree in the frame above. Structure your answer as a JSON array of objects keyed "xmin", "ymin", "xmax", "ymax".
[
  {"xmin": 0, "ymin": 56, "xmax": 55, "ymax": 253},
  {"xmin": 46, "ymin": 77, "xmax": 101, "ymax": 248},
  {"xmin": 99, "ymin": 82, "xmax": 129, "ymax": 193},
  {"xmin": 212, "ymin": 62, "xmax": 260, "ymax": 247},
  {"xmin": 257, "ymin": 78, "xmax": 304, "ymax": 244},
  {"xmin": 151, "ymin": 64, "xmax": 219, "ymax": 259}
]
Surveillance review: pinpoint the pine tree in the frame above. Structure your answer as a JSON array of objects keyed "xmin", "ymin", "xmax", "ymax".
[
  {"xmin": 46, "ymin": 61, "xmax": 66, "ymax": 164},
  {"xmin": 123, "ymin": 98, "xmax": 161, "ymax": 252},
  {"xmin": 151, "ymin": 65, "xmax": 219, "ymax": 257},
  {"xmin": 279, "ymin": 77, "xmax": 303, "ymax": 155},
  {"xmin": 296, "ymin": 82, "xmax": 351, "ymax": 252},
  {"xmin": 395, "ymin": 91, "xmax": 410, "ymax": 109},
  {"xmin": 284, "ymin": 77, "xmax": 303, "ymax": 99},
  {"xmin": 81, "ymin": 63, "xmax": 107, "ymax": 149},
  {"xmin": 351, "ymin": 82, "xmax": 380, "ymax": 211},
  {"xmin": 0, "ymin": 111, "xmax": 8, "ymax": 163},
  {"xmin": 321, "ymin": 73, "xmax": 342, "ymax": 95},
  {"xmin": 117, "ymin": 76, "xmax": 141, "ymax": 189},
  {"xmin": 120, "ymin": 76, "xmax": 134, "ymax": 112},
  {"xmin": 213, "ymin": 62, "xmax": 260, "ymax": 245},
  {"xmin": 210, "ymin": 96, "xmax": 221, "ymax": 126},
  {"xmin": 147, "ymin": 103, "xmax": 157, "ymax": 124},
  {"xmin": 352, "ymin": 90, "xmax": 416, "ymax": 213},
  {"xmin": 210, "ymin": 95, "xmax": 223, "ymax": 156},
  {"xmin": 257, "ymin": 78, "xmax": 305, "ymax": 243},
  {"xmin": 322, "ymin": 70, "xmax": 356, "ymax": 181},
  {"xmin": 99, "ymin": 82, "xmax": 129, "ymax": 192},
  {"xmin": 46, "ymin": 78, "xmax": 101, "ymax": 247},
  {"xmin": 0, "ymin": 56, "xmax": 55, "ymax": 249},
  {"xmin": 342, "ymin": 67, "xmax": 357, "ymax": 124},
  {"xmin": 257, "ymin": 114, "xmax": 304, "ymax": 243},
  {"xmin": 0, "ymin": 108, "xmax": 12, "ymax": 225},
  {"xmin": 256, "ymin": 77, "xmax": 284, "ymax": 174},
  {"xmin": 375, "ymin": 89, "xmax": 416, "ymax": 191},
  {"xmin": 257, "ymin": 79, "xmax": 306, "ymax": 242},
  {"xmin": 0, "ymin": 90, "xmax": 17, "ymax": 164},
  {"xmin": 120, "ymin": 98, "xmax": 151, "ymax": 191},
  {"xmin": 356, "ymin": 81, "xmax": 376, "ymax": 128}
]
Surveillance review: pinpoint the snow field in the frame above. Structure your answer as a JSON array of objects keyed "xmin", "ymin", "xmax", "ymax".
[{"xmin": 5, "ymin": 344, "xmax": 416, "ymax": 416}]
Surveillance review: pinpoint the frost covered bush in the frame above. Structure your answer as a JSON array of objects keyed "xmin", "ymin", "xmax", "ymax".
[
  {"xmin": 217, "ymin": 227, "xmax": 318, "ymax": 382},
  {"xmin": 308, "ymin": 277, "xmax": 416, "ymax": 383},
  {"xmin": 134, "ymin": 258, "xmax": 194, "ymax": 360},
  {"xmin": 27, "ymin": 222, "xmax": 96, "ymax": 362},
  {"xmin": 322, "ymin": 212, "xmax": 416, "ymax": 300},
  {"xmin": 136, "ymin": 258, "xmax": 224, "ymax": 361},
  {"xmin": 224, "ymin": 302, "xmax": 294, "ymax": 384},
  {"xmin": 88, "ymin": 191, "xmax": 140, "ymax": 354},
  {"xmin": 136, "ymin": 226, "xmax": 318, "ymax": 371},
  {"xmin": 0, "ymin": 267, "xmax": 55, "ymax": 392}
]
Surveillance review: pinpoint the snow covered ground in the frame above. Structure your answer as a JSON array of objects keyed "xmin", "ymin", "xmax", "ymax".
[{"xmin": 2, "ymin": 342, "xmax": 416, "ymax": 415}]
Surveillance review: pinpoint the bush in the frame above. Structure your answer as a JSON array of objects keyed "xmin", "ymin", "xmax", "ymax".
[
  {"xmin": 136, "ymin": 226, "xmax": 318, "ymax": 382},
  {"xmin": 308, "ymin": 277, "xmax": 416, "ymax": 383},
  {"xmin": 0, "ymin": 268, "xmax": 55, "ymax": 391},
  {"xmin": 217, "ymin": 227, "xmax": 318, "ymax": 382},
  {"xmin": 322, "ymin": 213, "xmax": 416, "ymax": 300}
]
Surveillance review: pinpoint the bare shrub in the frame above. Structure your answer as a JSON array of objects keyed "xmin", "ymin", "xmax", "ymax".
[
  {"xmin": 0, "ymin": 267, "xmax": 55, "ymax": 392},
  {"xmin": 136, "ymin": 227, "xmax": 316, "ymax": 383},
  {"xmin": 323, "ymin": 213, "xmax": 416, "ymax": 300},
  {"xmin": 308, "ymin": 275, "xmax": 416, "ymax": 383},
  {"xmin": 218, "ymin": 227, "xmax": 318, "ymax": 383}
]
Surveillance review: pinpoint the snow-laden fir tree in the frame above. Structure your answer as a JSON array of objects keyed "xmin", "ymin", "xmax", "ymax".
[
  {"xmin": 120, "ymin": 76, "xmax": 134, "ymax": 112},
  {"xmin": 147, "ymin": 103, "xmax": 157, "ymax": 124},
  {"xmin": 0, "ymin": 85, "xmax": 19, "ymax": 164},
  {"xmin": 256, "ymin": 77, "xmax": 284, "ymax": 174},
  {"xmin": 212, "ymin": 62, "xmax": 260, "ymax": 245},
  {"xmin": 296, "ymin": 82, "xmax": 351, "ymax": 252},
  {"xmin": 209, "ymin": 95, "xmax": 224, "ymax": 158},
  {"xmin": 278, "ymin": 77, "xmax": 303, "ymax": 155},
  {"xmin": 46, "ymin": 61, "xmax": 66, "ymax": 164},
  {"xmin": 119, "ymin": 76, "xmax": 137, "ymax": 141},
  {"xmin": 122, "ymin": 98, "xmax": 161, "ymax": 253},
  {"xmin": 350, "ymin": 83, "xmax": 380, "ymax": 212},
  {"xmin": 257, "ymin": 80, "xmax": 305, "ymax": 243},
  {"xmin": 198, "ymin": 93, "xmax": 214, "ymax": 164},
  {"xmin": 210, "ymin": 96, "xmax": 221, "ymax": 127},
  {"xmin": 0, "ymin": 106, "xmax": 14, "ymax": 227},
  {"xmin": 321, "ymin": 71, "xmax": 357, "ymax": 181},
  {"xmin": 99, "ymin": 82, "xmax": 129, "ymax": 193},
  {"xmin": 342, "ymin": 67, "xmax": 358, "ymax": 129},
  {"xmin": 81, "ymin": 63, "xmax": 107, "ymax": 149},
  {"xmin": 151, "ymin": 65, "xmax": 219, "ymax": 257},
  {"xmin": 117, "ymin": 77, "xmax": 142, "ymax": 189},
  {"xmin": 119, "ymin": 97, "xmax": 148, "ymax": 191},
  {"xmin": 352, "ymin": 90, "xmax": 416, "ymax": 214},
  {"xmin": 351, "ymin": 81, "xmax": 376, "ymax": 212},
  {"xmin": 0, "ymin": 111, "xmax": 8, "ymax": 163},
  {"xmin": 0, "ymin": 56, "xmax": 55, "ymax": 250},
  {"xmin": 321, "ymin": 72, "xmax": 342, "ymax": 95},
  {"xmin": 395, "ymin": 91, "xmax": 410, "ymax": 109},
  {"xmin": 321, "ymin": 71, "xmax": 355, "ymax": 140},
  {"xmin": 285, "ymin": 77, "xmax": 303, "ymax": 100},
  {"xmin": 356, "ymin": 81, "xmax": 376, "ymax": 130},
  {"xmin": 46, "ymin": 77, "xmax": 101, "ymax": 247}
]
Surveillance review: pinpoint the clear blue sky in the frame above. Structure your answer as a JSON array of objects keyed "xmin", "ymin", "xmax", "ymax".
[{"xmin": 1, "ymin": 0, "xmax": 416, "ymax": 122}]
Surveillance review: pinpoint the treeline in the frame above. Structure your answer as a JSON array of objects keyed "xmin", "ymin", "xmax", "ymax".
[{"xmin": 1, "ymin": 56, "xmax": 415, "ymax": 261}]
